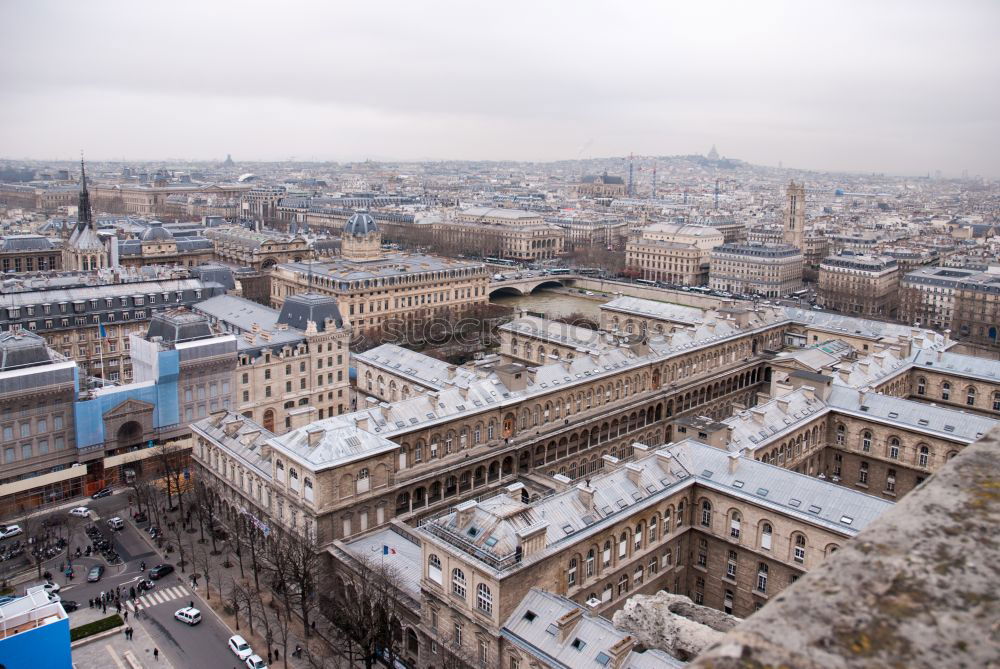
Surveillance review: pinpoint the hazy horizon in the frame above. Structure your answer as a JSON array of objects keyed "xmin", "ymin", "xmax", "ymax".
[{"xmin": 2, "ymin": 1, "xmax": 997, "ymax": 178}]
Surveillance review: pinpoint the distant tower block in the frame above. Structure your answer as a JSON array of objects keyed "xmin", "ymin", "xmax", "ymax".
[{"xmin": 784, "ymin": 181, "xmax": 805, "ymax": 250}]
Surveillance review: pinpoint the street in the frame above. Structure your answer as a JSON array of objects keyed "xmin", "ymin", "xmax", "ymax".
[{"xmin": 3, "ymin": 490, "xmax": 239, "ymax": 669}]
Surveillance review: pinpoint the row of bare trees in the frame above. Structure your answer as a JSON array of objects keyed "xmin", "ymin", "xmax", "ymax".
[{"xmin": 133, "ymin": 444, "xmax": 476, "ymax": 667}]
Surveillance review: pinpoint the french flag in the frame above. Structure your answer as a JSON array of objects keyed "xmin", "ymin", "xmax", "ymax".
[{"xmin": 382, "ymin": 545, "xmax": 396, "ymax": 555}]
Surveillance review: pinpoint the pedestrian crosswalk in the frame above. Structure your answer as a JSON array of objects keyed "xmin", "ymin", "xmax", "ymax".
[{"xmin": 126, "ymin": 584, "xmax": 190, "ymax": 611}]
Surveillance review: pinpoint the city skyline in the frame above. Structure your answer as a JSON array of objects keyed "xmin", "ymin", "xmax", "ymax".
[{"xmin": 1, "ymin": 1, "xmax": 998, "ymax": 177}]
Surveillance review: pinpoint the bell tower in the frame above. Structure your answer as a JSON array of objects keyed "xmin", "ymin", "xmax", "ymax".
[{"xmin": 784, "ymin": 181, "xmax": 805, "ymax": 250}]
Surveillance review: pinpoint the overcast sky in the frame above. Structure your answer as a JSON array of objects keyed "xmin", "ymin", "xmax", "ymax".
[{"xmin": 1, "ymin": 0, "xmax": 997, "ymax": 176}]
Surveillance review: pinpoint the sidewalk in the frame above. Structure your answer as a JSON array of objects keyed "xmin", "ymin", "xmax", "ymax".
[{"xmin": 72, "ymin": 616, "xmax": 174, "ymax": 669}]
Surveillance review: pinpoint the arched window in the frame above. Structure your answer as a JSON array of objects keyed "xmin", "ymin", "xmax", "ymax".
[
  {"xmin": 993, "ymin": 392, "xmax": 1000, "ymax": 412},
  {"xmin": 476, "ymin": 583, "xmax": 493, "ymax": 614},
  {"xmin": 941, "ymin": 382, "xmax": 951, "ymax": 401},
  {"xmin": 304, "ymin": 477, "xmax": 314, "ymax": 503},
  {"xmin": 861, "ymin": 431, "xmax": 872, "ymax": 453},
  {"xmin": 428, "ymin": 555, "xmax": 442, "ymax": 584},
  {"xmin": 617, "ymin": 574, "xmax": 629, "ymax": 596},
  {"xmin": 452, "ymin": 568, "xmax": 466, "ymax": 598},
  {"xmin": 700, "ymin": 500, "xmax": 712, "ymax": 527},
  {"xmin": 918, "ymin": 445, "xmax": 930, "ymax": 468},
  {"xmin": 618, "ymin": 532, "xmax": 628, "ymax": 558},
  {"xmin": 966, "ymin": 386, "xmax": 976, "ymax": 406},
  {"xmin": 760, "ymin": 522, "xmax": 773, "ymax": 550},
  {"xmin": 836, "ymin": 424, "xmax": 845, "ymax": 444},
  {"xmin": 916, "ymin": 377, "xmax": 926, "ymax": 395},
  {"xmin": 289, "ymin": 468, "xmax": 300, "ymax": 492},
  {"xmin": 729, "ymin": 511, "xmax": 742, "ymax": 539},
  {"xmin": 888, "ymin": 437, "xmax": 900, "ymax": 460},
  {"xmin": 357, "ymin": 467, "xmax": 370, "ymax": 493},
  {"xmin": 602, "ymin": 540, "xmax": 612, "ymax": 567},
  {"xmin": 586, "ymin": 549, "xmax": 595, "ymax": 577},
  {"xmin": 633, "ymin": 524, "xmax": 642, "ymax": 551},
  {"xmin": 793, "ymin": 534, "xmax": 806, "ymax": 564}
]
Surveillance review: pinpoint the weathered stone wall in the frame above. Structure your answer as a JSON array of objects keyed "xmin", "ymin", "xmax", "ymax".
[
  {"xmin": 613, "ymin": 591, "xmax": 739, "ymax": 662},
  {"xmin": 688, "ymin": 426, "xmax": 1000, "ymax": 669}
]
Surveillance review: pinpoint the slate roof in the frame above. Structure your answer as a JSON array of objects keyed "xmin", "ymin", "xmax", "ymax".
[
  {"xmin": 420, "ymin": 439, "xmax": 894, "ymax": 574},
  {"xmin": 503, "ymin": 589, "xmax": 685, "ymax": 669}
]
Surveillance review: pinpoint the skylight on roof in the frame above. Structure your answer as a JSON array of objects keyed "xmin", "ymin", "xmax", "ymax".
[
  {"xmin": 524, "ymin": 610, "xmax": 537, "ymax": 622},
  {"xmin": 807, "ymin": 505, "xmax": 822, "ymax": 514},
  {"xmin": 562, "ymin": 524, "xmax": 575, "ymax": 535},
  {"xmin": 596, "ymin": 652, "xmax": 611, "ymax": 666},
  {"xmin": 572, "ymin": 638, "xmax": 587, "ymax": 651},
  {"xmin": 789, "ymin": 498, "xmax": 802, "ymax": 507},
  {"xmin": 485, "ymin": 536, "xmax": 498, "ymax": 547},
  {"xmin": 840, "ymin": 516, "xmax": 854, "ymax": 525},
  {"xmin": 546, "ymin": 624, "xmax": 558, "ymax": 636},
  {"xmin": 702, "ymin": 470, "xmax": 714, "ymax": 478},
  {"xmin": 756, "ymin": 488, "xmax": 769, "ymax": 497},
  {"xmin": 732, "ymin": 480, "xmax": 744, "ymax": 488}
]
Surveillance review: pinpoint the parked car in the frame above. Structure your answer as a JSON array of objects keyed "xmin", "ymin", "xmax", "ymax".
[
  {"xmin": 106, "ymin": 517, "xmax": 124, "ymax": 530},
  {"xmin": 0, "ymin": 525, "xmax": 23, "ymax": 539},
  {"xmin": 42, "ymin": 582, "xmax": 60, "ymax": 595},
  {"xmin": 132, "ymin": 512, "xmax": 148, "ymax": 523},
  {"xmin": 245, "ymin": 654, "xmax": 268, "ymax": 669},
  {"xmin": 61, "ymin": 600, "xmax": 79, "ymax": 612},
  {"xmin": 68, "ymin": 507, "xmax": 90, "ymax": 518},
  {"xmin": 229, "ymin": 634, "xmax": 254, "ymax": 661},
  {"xmin": 174, "ymin": 606, "xmax": 201, "ymax": 625},
  {"xmin": 91, "ymin": 487, "xmax": 112, "ymax": 499},
  {"xmin": 0, "ymin": 595, "xmax": 17, "ymax": 605},
  {"xmin": 87, "ymin": 565, "xmax": 104, "ymax": 582},
  {"xmin": 149, "ymin": 564, "xmax": 174, "ymax": 580}
]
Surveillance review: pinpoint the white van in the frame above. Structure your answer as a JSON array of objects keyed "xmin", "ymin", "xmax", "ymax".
[
  {"xmin": 174, "ymin": 606, "xmax": 202, "ymax": 625},
  {"xmin": 107, "ymin": 517, "xmax": 124, "ymax": 530}
]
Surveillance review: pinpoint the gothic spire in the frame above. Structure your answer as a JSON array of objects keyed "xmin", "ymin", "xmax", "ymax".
[{"xmin": 78, "ymin": 155, "xmax": 93, "ymax": 232}]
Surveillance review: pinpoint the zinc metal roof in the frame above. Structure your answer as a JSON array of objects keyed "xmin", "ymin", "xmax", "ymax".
[{"xmin": 502, "ymin": 588, "xmax": 685, "ymax": 669}]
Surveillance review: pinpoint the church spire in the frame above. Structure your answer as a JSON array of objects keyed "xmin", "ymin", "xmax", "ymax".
[{"xmin": 78, "ymin": 155, "xmax": 93, "ymax": 232}]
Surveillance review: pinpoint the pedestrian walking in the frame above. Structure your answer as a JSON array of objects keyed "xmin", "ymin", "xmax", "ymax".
[
  {"xmin": 153, "ymin": 648, "xmax": 159, "ymax": 661},
  {"xmin": 275, "ymin": 649, "xmax": 280, "ymax": 661},
  {"xmin": 189, "ymin": 600, "xmax": 194, "ymax": 609},
  {"xmin": 130, "ymin": 586, "xmax": 136, "ymax": 599},
  {"xmin": 124, "ymin": 610, "xmax": 128, "ymax": 622}
]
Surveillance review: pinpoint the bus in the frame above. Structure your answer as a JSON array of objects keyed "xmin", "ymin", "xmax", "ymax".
[
  {"xmin": 545, "ymin": 268, "xmax": 573, "ymax": 275},
  {"xmin": 578, "ymin": 267, "xmax": 601, "ymax": 276},
  {"xmin": 792, "ymin": 289, "xmax": 809, "ymax": 298},
  {"xmin": 485, "ymin": 257, "xmax": 518, "ymax": 267},
  {"xmin": 636, "ymin": 279, "xmax": 657, "ymax": 287}
]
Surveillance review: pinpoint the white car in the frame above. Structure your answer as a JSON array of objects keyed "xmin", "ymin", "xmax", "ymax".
[
  {"xmin": 68, "ymin": 507, "xmax": 90, "ymax": 518},
  {"xmin": 0, "ymin": 525, "xmax": 23, "ymax": 539},
  {"xmin": 229, "ymin": 635, "xmax": 254, "ymax": 661},
  {"xmin": 174, "ymin": 606, "xmax": 201, "ymax": 625},
  {"xmin": 245, "ymin": 654, "xmax": 268, "ymax": 669},
  {"xmin": 43, "ymin": 582, "xmax": 60, "ymax": 595}
]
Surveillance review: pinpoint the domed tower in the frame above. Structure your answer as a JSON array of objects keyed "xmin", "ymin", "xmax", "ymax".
[{"xmin": 341, "ymin": 212, "xmax": 382, "ymax": 261}]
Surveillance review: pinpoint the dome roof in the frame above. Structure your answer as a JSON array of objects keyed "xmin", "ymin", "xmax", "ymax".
[
  {"xmin": 141, "ymin": 222, "xmax": 174, "ymax": 242},
  {"xmin": 343, "ymin": 212, "xmax": 378, "ymax": 237}
]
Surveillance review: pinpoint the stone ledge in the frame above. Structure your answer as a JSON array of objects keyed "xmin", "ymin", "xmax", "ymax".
[{"xmin": 689, "ymin": 426, "xmax": 1000, "ymax": 669}]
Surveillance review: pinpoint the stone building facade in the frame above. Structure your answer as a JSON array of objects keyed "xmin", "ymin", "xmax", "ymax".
[
  {"xmin": 204, "ymin": 226, "xmax": 311, "ymax": 270},
  {"xmin": 268, "ymin": 216, "xmax": 491, "ymax": 333},
  {"xmin": 818, "ymin": 253, "xmax": 900, "ymax": 318},
  {"xmin": 194, "ymin": 292, "xmax": 351, "ymax": 433},
  {"xmin": 950, "ymin": 268, "xmax": 1000, "ymax": 348},
  {"xmin": 708, "ymin": 243, "xmax": 804, "ymax": 298},
  {"xmin": 626, "ymin": 224, "xmax": 725, "ymax": 286}
]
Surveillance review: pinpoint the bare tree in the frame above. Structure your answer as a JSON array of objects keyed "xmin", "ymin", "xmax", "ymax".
[
  {"xmin": 274, "ymin": 600, "xmax": 293, "ymax": 668},
  {"xmin": 251, "ymin": 588, "xmax": 277, "ymax": 665},
  {"xmin": 326, "ymin": 554, "xmax": 404, "ymax": 669}
]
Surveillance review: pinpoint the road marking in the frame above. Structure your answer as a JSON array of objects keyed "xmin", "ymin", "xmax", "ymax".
[{"xmin": 104, "ymin": 643, "xmax": 127, "ymax": 669}]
